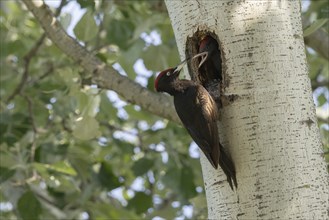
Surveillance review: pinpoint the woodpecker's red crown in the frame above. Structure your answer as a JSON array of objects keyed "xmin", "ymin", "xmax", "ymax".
[
  {"xmin": 154, "ymin": 59, "xmax": 188, "ymax": 91},
  {"xmin": 154, "ymin": 68, "xmax": 175, "ymax": 91}
]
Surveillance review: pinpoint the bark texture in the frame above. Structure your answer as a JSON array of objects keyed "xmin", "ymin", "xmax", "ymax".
[{"xmin": 165, "ymin": 0, "xmax": 329, "ymax": 219}]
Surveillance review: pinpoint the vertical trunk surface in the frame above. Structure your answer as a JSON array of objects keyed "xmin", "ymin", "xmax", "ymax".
[{"xmin": 165, "ymin": 0, "xmax": 328, "ymax": 219}]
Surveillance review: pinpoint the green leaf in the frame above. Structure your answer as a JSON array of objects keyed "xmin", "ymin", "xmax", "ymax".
[
  {"xmin": 57, "ymin": 67, "xmax": 79, "ymax": 86},
  {"xmin": 76, "ymin": 0, "xmax": 95, "ymax": 9},
  {"xmin": 87, "ymin": 202, "xmax": 139, "ymax": 219},
  {"xmin": 162, "ymin": 164, "xmax": 197, "ymax": 203},
  {"xmin": 132, "ymin": 14, "xmax": 164, "ymax": 40},
  {"xmin": 72, "ymin": 116, "xmax": 101, "ymax": 140},
  {"xmin": 68, "ymin": 145, "xmax": 93, "ymax": 181},
  {"xmin": 17, "ymin": 191, "xmax": 42, "ymax": 220},
  {"xmin": 303, "ymin": 19, "xmax": 328, "ymax": 37},
  {"xmin": 107, "ymin": 19, "xmax": 135, "ymax": 49},
  {"xmin": 124, "ymin": 104, "xmax": 156, "ymax": 122},
  {"xmin": 147, "ymin": 75, "xmax": 155, "ymax": 91},
  {"xmin": 118, "ymin": 39, "xmax": 145, "ymax": 77},
  {"xmin": 72, "ymin": 89, "xmax": 100, "ymax": 117},
  {"xmin": 33, "ymin": 161, "xmax": 77, "ymax": 176},
  {"xmin": 141, "ymin": 45, "xmax": 179, "ymax": 71},
  {"xmin": 84, "ymin": 93, "xmax": 100, "ymax": 117},
  {"xmin": 127, "ymin": 192, "xmax": 152, "ymax": 214},
  {"xmin": 32, "ymin": 162, "xmax": 48, "ymax": 178},
  {"xmin": 141, "ymin": 45, "xmax": 168, "ymax": 71},
  {"xmin": 0, "ymin": 167, "xmax": 15, "ymax": 184},
  {"xmin": 162, "ymin": 167, "xmax": 180, "ymax": 190},
  {"xmin": 59, "ymin": 13, "xmax": 72, "ymax": 31},
  {"xmin": 132, "ymin": 158, "xmax": 154, "ymax": 176},
  {"xmin": 98, "ymin": 93, "xmax": 118, "ymax": 120},
  {"xmin": 317, "ymin": 93, "xmax": 327, "ymax": 106},
  {"xmin": 180, "ymin": 165, "xmax": 197, "ymax": 201},
  {"xmin": 124, "ymin": 39, "xmax": 145, "ymax": 62},
  {"xmin": 98, "ymin": 162, "xmax": 121, "ymax": 190},
  {"xmin": 74, "ymin": 11, "xmax": 98, "ymax": 41},
  {"xmin": 0, "ymin": 151, "xmax": 16, "ymax": 168}
]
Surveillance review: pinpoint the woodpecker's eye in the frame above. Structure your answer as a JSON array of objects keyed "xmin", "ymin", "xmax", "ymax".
[{"xmin": 166, "ymin": 72, "xmax": 171, "ymax": 76}]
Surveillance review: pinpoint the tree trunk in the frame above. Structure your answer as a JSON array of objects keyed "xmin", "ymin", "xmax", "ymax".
[{"xmin": 165, "ymin": 1, "xmax": 328, "ymax": 219}]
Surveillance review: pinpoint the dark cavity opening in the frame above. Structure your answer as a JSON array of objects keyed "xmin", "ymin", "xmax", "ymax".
[
  {"xmin": 186, "ymin": 31, "xmax": 223, "ymax": 106},
  {"xmin": 186, "ymin": 31, "xmax": 222, "ymax": 87}
]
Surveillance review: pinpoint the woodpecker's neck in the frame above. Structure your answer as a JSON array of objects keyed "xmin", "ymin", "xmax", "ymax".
[{"xmin": 166, "ymin": 79, "xmax": 194, "ymax": 96}]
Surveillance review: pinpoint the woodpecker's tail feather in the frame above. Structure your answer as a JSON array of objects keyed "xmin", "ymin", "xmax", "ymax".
[
  {"xmin": 218, "ymin": 144, "xmax": 237, "ymax": 190},
  {"xmin": 204, "ymin": 152, "xmax": 218, "ymax": 170}
]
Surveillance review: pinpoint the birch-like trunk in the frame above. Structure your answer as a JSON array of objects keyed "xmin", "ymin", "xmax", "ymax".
[{"xmin": 165, "ymin": 1, "xmax": 329, "ymax": 219}]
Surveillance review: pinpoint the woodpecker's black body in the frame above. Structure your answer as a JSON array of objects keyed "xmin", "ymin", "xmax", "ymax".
[
  {"xmin": 155, "ymin": 64, "xmax": 237, "ymax": 190},
  {"xmin": 198, "ymin": 36, "xmax": 222, "ymax": 84}
]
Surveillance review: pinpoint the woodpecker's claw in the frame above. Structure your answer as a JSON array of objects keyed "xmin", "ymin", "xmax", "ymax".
[{"xmin": 192, "ymin": 52, "xmax": 208, "ymax": 68}]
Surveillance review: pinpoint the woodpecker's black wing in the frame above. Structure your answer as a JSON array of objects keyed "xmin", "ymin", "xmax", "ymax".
[
  {"xmin": 174, "ymin": 83, "xmax": 220, "ymax": 169},
  {"xmin": 174, "ymin": 82, "xmax": 238, "ymax": 190}
]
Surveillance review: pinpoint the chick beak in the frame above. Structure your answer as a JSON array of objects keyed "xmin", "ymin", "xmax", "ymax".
[{"xmin": 192, "ymin": 51, "xmax": 208, "ymax": 68}]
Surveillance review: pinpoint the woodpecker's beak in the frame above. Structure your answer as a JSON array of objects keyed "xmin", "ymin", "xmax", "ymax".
[
  {"xmin": 192, "ymin": 52, "xmax": 208, "ymax": 68},
  {"xmin": 173, "ymin": 58, "xmax": 189, "ymax": 74}
]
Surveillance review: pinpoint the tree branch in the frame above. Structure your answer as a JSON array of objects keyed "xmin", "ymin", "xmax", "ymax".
[{"xmin": 21, "ymin": 0, "xmax": 180, "ymax": 123}]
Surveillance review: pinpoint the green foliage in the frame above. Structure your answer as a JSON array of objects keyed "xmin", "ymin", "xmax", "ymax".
[
  {"xmin": 0, "ymin": 1, "xmax": 203, "ymax": 219},
  {"xmin": 76, "ymin": 0, "xmax": 95, "ymax": 9},
  {"xmin": 302, "ymin": 1, "xmax": 329, "ymax": 169},
  {"xmin": 0, "ymin": 0, "xmax": 328, "ymax": 219},
  {"xmin": 132, "ymin": 158, "xmax": 154, "ymax": 176},
  {"xmin": 17, "ymin": 191, "xmax": 42, "ymax": 220},
  {"xmin": 74, "ymin": 11, "xmax": 98, "ymax": 41},
  {"xmin": 98, "ymin": 162, "xmax": 121, "ymax": 190},
  {"xmin": 127, "ymin": 192, "xmax": 152, "ymax": 214},
  {"xmin": 303, "ymin": 18, "xmax": 328, "ymax": 37}
]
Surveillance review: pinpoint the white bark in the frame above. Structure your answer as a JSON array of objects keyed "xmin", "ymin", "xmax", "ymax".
[{"xmin": 165, "ymin": 0, "xmax": 329, "ymax": 219}]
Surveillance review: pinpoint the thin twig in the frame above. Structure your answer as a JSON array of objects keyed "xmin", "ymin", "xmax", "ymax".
[
  {"xmin": 22, "ymin": 94, "xmax": 38, "ymax": 162},
  {"xmin": 6, "ymin": 0, "xmax": 67, "ymax": 104},
  {"xmin": 5, "ymin": 34, "xmax": 45, "ymax": 103}
]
